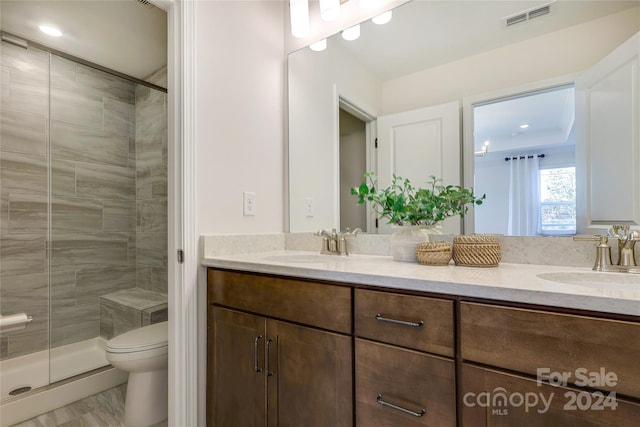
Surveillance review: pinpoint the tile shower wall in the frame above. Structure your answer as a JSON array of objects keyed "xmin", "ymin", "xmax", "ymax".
[{"xmin": 1, "ymin": 44, "xmax": 52, "ymax": 359}]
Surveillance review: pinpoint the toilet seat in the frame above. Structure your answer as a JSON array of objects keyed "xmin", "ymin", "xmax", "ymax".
[{"xmin": 106, "ymin": 321, "xmax": 167, "ymax": 354}]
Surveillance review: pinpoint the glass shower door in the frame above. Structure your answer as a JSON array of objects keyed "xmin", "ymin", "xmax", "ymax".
[
  {"xmin": 48, "ymin": 53, "xmax": 137, "ymax": 382},
  {"xmin": 0, "ymin": 41, "xmax": 51, "ymax": 400}
]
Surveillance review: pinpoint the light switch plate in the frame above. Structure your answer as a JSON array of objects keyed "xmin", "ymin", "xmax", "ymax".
[{"xmin": 243, "ymin": 192, "xmax": 256, "ymax": 216}]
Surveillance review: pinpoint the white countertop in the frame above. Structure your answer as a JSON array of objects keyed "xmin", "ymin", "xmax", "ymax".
[{"xmin": 201, "ymin": 251, "xmax": 640, "ymax": 317}]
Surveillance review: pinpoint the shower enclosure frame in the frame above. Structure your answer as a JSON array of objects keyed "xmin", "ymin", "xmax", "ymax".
[{"xmin": 0, "ymin": 28, "xmax": 171, "ymax": 425}]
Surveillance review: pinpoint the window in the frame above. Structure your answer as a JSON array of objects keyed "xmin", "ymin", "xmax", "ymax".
[{"xmin": 539, "ymin": 167, "xmax": 576, "ymax": 234}]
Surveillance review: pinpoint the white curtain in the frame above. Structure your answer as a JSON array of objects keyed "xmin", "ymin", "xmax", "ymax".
[{"xmin": 507, "ymin": 156, "xmax": 541, "ymax": 236}]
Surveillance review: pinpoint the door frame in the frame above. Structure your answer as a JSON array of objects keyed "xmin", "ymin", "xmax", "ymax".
[
  {"xmin": 151, "ymin": 0, "xmax": 200, "ymax": 426},
  {"xmin": 335, "ymin": 88, "xmax": 377, "ymax": 232},
  {"xmin": 461, "ymin": 74, "xmax": 577, "ymax": 234}
]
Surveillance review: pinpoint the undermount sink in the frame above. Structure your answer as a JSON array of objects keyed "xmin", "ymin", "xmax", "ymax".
[
  {"xmin": 537, "ymin": 271, "xmax": 640, "ymax": 288},
  {"xmin": 262, "ymin": 254, "xmax": 351, "ymax": 264}
]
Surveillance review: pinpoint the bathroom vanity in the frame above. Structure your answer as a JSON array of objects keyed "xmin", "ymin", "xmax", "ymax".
[{"xmin": 203, "ymin": 252, "xmax": 640, "ymax": 426}]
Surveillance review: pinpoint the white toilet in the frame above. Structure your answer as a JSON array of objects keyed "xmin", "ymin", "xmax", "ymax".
[{"xmin": 106, "ymin": 321, "xmax": 168, "ymax": 427}]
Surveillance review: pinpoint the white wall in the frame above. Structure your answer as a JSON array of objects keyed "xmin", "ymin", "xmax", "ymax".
[
  {"xmin": 195, "ymin": 0, "xmax": 285, "ymax": 235},
  {"xmin": 382, "ymin": 7, "xmax": 640, "ymax": 115},
  {"xmin": 288, "ymin": 40, "xmax": 381, "ymax": 232}
]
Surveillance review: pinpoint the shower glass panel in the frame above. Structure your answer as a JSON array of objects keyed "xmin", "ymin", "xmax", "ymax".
[
  {"xmin": 48, "ymin": 53, "xmax": 138, "ymax": 382},
  {"xmin": 0, "ymin": 40, "xmax": 168, "ymax": 401},
  {"xmin": 0, "ymin": 41, "xmax": 52, "ymax": 400}
]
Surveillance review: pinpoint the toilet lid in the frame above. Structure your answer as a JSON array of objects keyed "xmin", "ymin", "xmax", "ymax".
[{"xmin": 106, "ymin": 321, "xmax": 168, "ymax": 353}]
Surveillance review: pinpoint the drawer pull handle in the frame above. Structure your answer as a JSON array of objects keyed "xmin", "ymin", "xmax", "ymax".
[
  {"xmin": 254, "ymin": 335, "xmax": 263, "ymax": 373},
  {"xmin": 265, "ymin": 338, "xmax": 275, "ymax": 377},
  {"xmin": 376, "ymin": 394, "xmax": 426, "ymax": 417},
  {"xmin": 375, "ymin": 313, "xmax": 424, "ymax": 328}
]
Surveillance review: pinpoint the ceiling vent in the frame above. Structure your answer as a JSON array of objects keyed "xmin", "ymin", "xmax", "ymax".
[
  {"xmin": 505, "ymin": 3, "xmax": 552, "ymax": 27},
  {"xmin": 137, "ymin": 0, "xmax": 154, "ymax": 9}
]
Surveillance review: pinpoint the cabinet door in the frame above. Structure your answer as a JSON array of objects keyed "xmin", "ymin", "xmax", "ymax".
[
  {"xmin": 208, "ymin": 307, "xmax": 266, "ymax": 427},
  {"xmin": 461, "ymin": 364, "xmax": 640, "ymax": 427},
  {"xmin": 356, "ymin": 338, "xmax": 456, "ymax": 427},
  {"xmin": 267, "ymin": 319, "xmax": 352, "ymax": 427}
]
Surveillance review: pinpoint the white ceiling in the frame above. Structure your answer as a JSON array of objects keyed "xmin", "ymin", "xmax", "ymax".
[
  {"xmin": 334, "ymin": 0, "xmax": 639, "ymax": 81},
  {"xmin": 474, "ymin": 86, "xmax": 575, "ymax": 153},
  {"xmin": 0, "ymin": 0, "xmax": 167, "ymax": 81}
]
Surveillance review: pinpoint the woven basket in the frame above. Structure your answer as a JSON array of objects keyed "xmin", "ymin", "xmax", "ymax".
[
  {"xmin": 452, "ymin": 235, "xmax": 501, "ymax": 267},
  {"xmin": 416, "ymin": 241, "xmax": 452, "ymax": 266}
]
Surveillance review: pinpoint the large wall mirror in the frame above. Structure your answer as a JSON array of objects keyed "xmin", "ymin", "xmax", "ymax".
[{"xmin": 288, "ymin": 0, "xmax": 640, "ymax": 234}]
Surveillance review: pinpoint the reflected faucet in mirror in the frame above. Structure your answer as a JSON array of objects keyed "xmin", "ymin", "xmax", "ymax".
[{"xmin": 316, "ymin": 228, "xmax": 362, "ymax": 256}]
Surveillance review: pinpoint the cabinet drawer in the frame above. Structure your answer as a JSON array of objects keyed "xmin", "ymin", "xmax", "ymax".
[
  {"xmin": 461, "ymin": 302, "xmax": 640, "ymax": 399},
  {"xmin": 355, "ymin": 338, "xmax": 456, "ymax": 427},
  {"xmin": 355, "ymin": 289, "xmax": 454, "ymax": 357},
  {"xmin": 461, "ymin": 363, "xmax": 640, "ymax": 427},
  {"xmin": 208, "ymin": 269, "xmax": 351, "ymax": 334}
]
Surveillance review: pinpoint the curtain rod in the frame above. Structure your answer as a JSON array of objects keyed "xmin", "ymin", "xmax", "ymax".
[{"xmin": 504, "ymin": 154, "xmax": 546, "ymax": 161}]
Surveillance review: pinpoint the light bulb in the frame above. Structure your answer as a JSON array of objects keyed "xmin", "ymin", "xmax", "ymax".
[
  {"xmin": 372, "ymin": 10, "xmax": 392, "ymax": 25},
  {"xmin": 39, "ymin": 25, "xmax": 62, "ymax": 37},
  {"xmin": 310, "ymin": 39, "xmax": 327, "ymax": 52},
  {"xmin": 319, "ymin": 0, "xmax": 340, "ymax": 22},
  {"xmin": 342, "ymin": 25, "xmax": 360, "ymax": 41},
  {"xmin": 290, "ymin": 0, "xmax": 310, "ymax": 38}
]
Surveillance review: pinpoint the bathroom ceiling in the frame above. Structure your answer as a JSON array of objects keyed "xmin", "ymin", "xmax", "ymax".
[
  {"xmin": 0, "ymin": 0, "xmax": 167, "ymax": 81},
  {"xmin": 337, "ymin": 0, "xmax": 639, "ymax": 81}
]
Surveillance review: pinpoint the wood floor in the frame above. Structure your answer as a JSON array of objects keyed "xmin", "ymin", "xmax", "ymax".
[{"xmin": 11, "ymin": 384, "xmax": 168, "ymax": 427}]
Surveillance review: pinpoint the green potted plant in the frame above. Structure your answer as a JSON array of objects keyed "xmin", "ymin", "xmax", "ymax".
[{"xmin": 351, "ymin": 173, "xmax": 485, "ymax": 261}]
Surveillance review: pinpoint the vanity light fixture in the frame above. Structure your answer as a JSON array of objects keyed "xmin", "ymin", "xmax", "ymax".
[
  {"xmin": 372, "ymin": 10, "xmax": 392, "ymax": 25},
  {"xmin": 342, "ymin": 24, "xmax": 361, "ymax": 41},
  {"xmin": 309, "ymin": 39, "xmax": 327, "ymax": 52},
  {"xmin": 290, "ymin": 0, "xmax": 310, "ymax": 38},
  {"xmin": 520, "ymin": 123, "xmax": 529, "ymax": 129},
  {"xmin": 39, "ymin": 25, "xmax": 62, "ymax": 37},
  {"xmin": 319, "ymin": 0, "xmax": 341, "ymax": 22}
]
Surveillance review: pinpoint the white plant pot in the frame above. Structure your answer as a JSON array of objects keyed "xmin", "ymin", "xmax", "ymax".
[{"xmin": 390, "ymin": 225, "xmax": 441, "ymax": 262}]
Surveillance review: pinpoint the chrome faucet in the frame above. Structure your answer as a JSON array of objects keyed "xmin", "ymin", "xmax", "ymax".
[{"xmin": 315, "ymin": 228, "xmax": 361, "ymax": 256}]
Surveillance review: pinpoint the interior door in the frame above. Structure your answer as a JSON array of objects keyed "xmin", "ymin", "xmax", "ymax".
[
  {"xmin": 575, "ymin": 32, "xmax": 640, "ymax": 232},
  {"xmin": 376, "ymin": 101, "xmax": 462, "ymax": 234}
]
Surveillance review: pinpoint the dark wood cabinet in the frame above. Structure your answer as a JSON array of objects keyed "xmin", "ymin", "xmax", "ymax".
[
  {"xmin": 460, "ymin": 302, "xmax": 640, "ymax": 426},
  {"xmin": 354, "ymin": 289, "xmax": 456, "ymax": 427},
  {"xmin": 207, "ymin": 267, "xmax": 640, "ymax": 427},
  {"xmin": 460, "ymin": 302, "xmax": 640, "ymax": 399},
  {"xmin": 207, "ymin": 270, "xmax": 352, "ymax": 427},
  {"xmin": 461, "ymin": 364, "xmax": 640, "ymax": 427},
  {"xmin": 355, "ymin": 339, "xmax": 456, "ymax": 427}
]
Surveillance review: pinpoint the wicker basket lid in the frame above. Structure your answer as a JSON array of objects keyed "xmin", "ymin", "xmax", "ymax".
[
  {"xmin": 417, "ymin": 241, "xmax": 452, "ymax": 252},
  {"xmin": 453, "ymin": 234, "xmax": 500, "ymax": 245}
]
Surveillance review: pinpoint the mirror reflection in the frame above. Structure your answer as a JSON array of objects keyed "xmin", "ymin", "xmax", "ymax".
[{"xmin": 288, "ymin": 0, "xmax": 640, "ymax": 234}]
